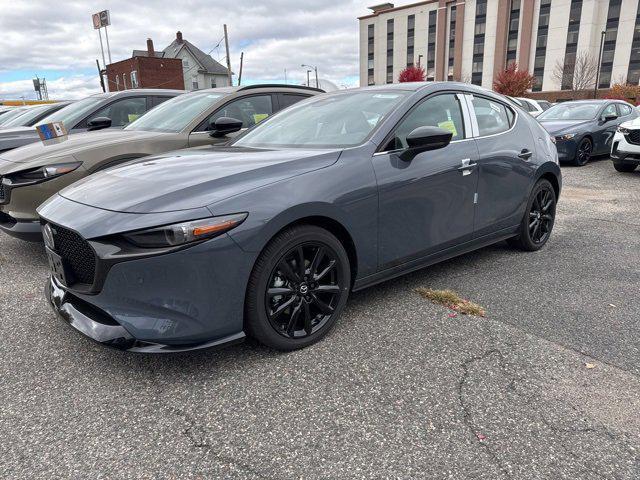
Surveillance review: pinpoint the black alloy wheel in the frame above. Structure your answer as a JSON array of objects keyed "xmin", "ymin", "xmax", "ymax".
[
  {"xmin": 573, "ymin": 138, "xmax": 592, "ymax": 166},
  {"xmin": 245, "ymin": 225, "xmax": 350, "ymax": 350},
  {"xmin": 508, "ymin": 179, "xmax": 556, "ymax": 251}
]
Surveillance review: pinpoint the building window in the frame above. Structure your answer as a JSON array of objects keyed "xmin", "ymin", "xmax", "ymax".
[
  {"xmin": 599, "ymin": 0, "xmax": 622, "ymax": 88},
  {"xmin": 115, "ymin": 76, "xmax": 120, "ymax": 91},
  {"xmin": 130, "ymin": 70, "xmax": 139, "ymax": 88},
  {"xmin": 447, "ymin": 5, "xmax": 457, "ymax": 81},
  {"xmin": 626, "ymin": 7, "xmax": 640, "ymax": 84},
  {"xmin": 506, "ymin": 0, "xmax": 521, "ymax": 63},
  {"xmin": 427, "ymin": 10, "xmax": 437, "ymax": 80},
  {"xmin": 211, "ymin": 78, "xmax": 217, "ymax": 88},
  {"xmin": 472, "ymin": 0, "xmax": 487, "ymax": 85},
  {"xmin": 122, "ymin": 73, "xmax": 128, "ymax": 90},
  {"xmin": 532, "ymin": 0, "xmax": 552, "ymax": 91},
  {"xmin": 561, "ymin": 0, "xmax": 583, "ymax": 90},
  {"xmin": 407, "ymin": 14, "xmax": 415, "ymax": 67},
  {"xmin": 368, "ymin": 24, "xmax": 375, "ymax": 85},
  {"xmin": 192, "ymin": 75, "xmax": 199, "ymax": 90},
  {"xmin": 183, "ymin": 59, "xmax": 190, "ymax": 69},
  {"xmin": 386, "ymin": 19, "xmax": 394, "ymax": 83}
]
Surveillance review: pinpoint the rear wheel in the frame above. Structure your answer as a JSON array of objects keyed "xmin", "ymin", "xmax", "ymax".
[
  {"xmin": 572, "ymin": 138, "xmax": 592, "ymax": 166},
  {"xmin": 613, "ymin": 162, "xmax": 637, "ymax": 173},
  {"xmin": 508, "ymin": 179, "xmax": 557, "ymax": 251},
  {"xmin": 245, "ymin": 225, "xmax": 351, "ymax": 350}
]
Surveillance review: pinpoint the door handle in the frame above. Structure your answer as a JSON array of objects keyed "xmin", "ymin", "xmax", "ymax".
[
  {"xmin": 518, "ymin": 149, "xmax": 533, "ymax": 160},
  {"xmin": 458, "ymin": 158, "xmax": 477, "ymax": 176}
]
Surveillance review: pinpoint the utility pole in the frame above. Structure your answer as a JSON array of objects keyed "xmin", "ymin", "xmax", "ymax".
[
  {"xmin": 96, "ymin": 59, "xmax": 106, "ymax": 92},
  {"xmin": 594, "ymin": 30, "xmax": 606, "ymax": 99},
  {"xmin": 284, "ymin": 68, "xmax": 288, "ymax": 83},
  {"xmin": 238, "ymin": 52, "xmax": 244, "ymax": 86},
  {"xmin": 223, "ymin": 24, "xmax": 233, "ymax": 86},
  {"xmin": 104, "ymin": 25, "xmax": 112, "ymax": 64}
]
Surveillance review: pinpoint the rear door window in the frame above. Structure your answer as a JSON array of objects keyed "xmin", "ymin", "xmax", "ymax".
[
  {"xmin": 617, "ymin": 103, "xmax": 633, "ymax": 116},
  {"xmin": 471, "ymin": 96, "xmax": 514, "ymax": 136},
  {"xmin": 277, "ymin": 94, "xmax": 311, "ymax": 111}
]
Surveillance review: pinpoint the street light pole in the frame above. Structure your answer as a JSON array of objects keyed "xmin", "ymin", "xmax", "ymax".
[
  {"xmin": 594, "ymin": 30, "xmax": 606, "ymax": 99},
  {"xmin": 306, "ymin": 70, "xmax": 311, "ymax": 87}
]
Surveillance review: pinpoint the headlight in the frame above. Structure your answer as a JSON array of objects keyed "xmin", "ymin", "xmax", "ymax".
[
  {"xmin": 617, "ymin": 126, "xmax": 630, "ymax": 134},
  {"xmin": 122, "ymin": 213, "xmax": 248, "ymax": 248},
  {"xmin": 555, "ymin": 133, "xmax": 576, "ymax": 141},
  {"xmin": 7, "ymin": 161, "xmax": 81, "ymax": 185}
]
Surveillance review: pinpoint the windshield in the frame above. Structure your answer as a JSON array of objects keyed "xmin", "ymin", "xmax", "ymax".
[
  {"xmin": 538, "ymin": 103, "xmax": 600, "ymax": 121},
  {"xmin": 1, "ymin": 104, "xmax": 52, "ymax": 128},
  {"xmin": 37, "ymin": 96, "xmax": 105, "ymax": 128},
  {"xmin": 233, "ymin": 91, "xmax": 408, "ymax": 148},
  {"xmin": 0, "ymin": 107, "xmax": 29, "ymax": 126},
  {"xmin": 125, "ymin": 92, "xmax": 226, "ymax": 133}
]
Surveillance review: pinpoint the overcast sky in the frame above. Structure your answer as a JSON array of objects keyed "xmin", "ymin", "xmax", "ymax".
[{"xmin": 0, "ymin": 0, "xmax": 371, "ymax": 100}]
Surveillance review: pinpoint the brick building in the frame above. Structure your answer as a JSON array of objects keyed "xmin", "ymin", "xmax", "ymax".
[{"xmin": 105, "ymin": 39, "xmax": 184, "ymax": 92}]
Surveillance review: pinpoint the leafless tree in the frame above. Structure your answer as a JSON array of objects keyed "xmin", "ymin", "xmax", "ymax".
[{"xmin": 552, "ymin": 51, "xmax": 598, "ymax": 92}]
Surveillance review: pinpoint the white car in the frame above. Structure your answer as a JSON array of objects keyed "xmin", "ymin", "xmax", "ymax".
[
  {"xmin": 611, "ymin": 116, "xmax": 640, "ymax": 173},
  {"xmin": 517, "ymin": 97, "xmax": 552, "ymax": 118}
]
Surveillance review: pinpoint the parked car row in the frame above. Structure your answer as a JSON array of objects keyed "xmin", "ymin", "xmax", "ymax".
[{"xmin": 1, "ymin": 82, "xmax": 563, "ymax": 354}]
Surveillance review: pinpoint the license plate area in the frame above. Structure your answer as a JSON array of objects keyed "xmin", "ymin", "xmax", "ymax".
[{"xmin": 46, "ymin": 247, "xmax": 68, "ymax": 287}]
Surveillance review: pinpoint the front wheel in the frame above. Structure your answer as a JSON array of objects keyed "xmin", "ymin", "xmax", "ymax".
[
  {"xmin": 245, "ymin": 225, "xmax": 351, "ymax": 350},
  {"xmin": 572, "ymin": 138, "xmax": 592, "ymax": 166},
  {"xmin": 613, "ymin": 162, "xmax": 637, "ymax": 173},
  {"xmin": 508, "ymin": 179, "xmax": 557, "ymax": 251}
]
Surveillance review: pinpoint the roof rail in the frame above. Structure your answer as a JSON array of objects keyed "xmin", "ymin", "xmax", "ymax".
[{"xmin": 237, "ymin": 84, "xmax": 325, "ymax": 93}]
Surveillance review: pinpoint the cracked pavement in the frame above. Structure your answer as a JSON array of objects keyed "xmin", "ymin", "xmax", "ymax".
[{"xmin": 1, "ymin": 159, "xmax": 640, "ymax": 479}]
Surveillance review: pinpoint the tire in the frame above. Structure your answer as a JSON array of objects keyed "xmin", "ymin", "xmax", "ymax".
[
  {"xmin": 572, "ymin": 138, "xmax": 592, "ymax": 166},
  {"xmin": 508, "ymin": 179, "xmax": 557, "ymax": 252},
  {"xmin": 613, "ymin": 162, "xmax": 637, "ymax": 173},
  {"xmin": 245, "ymin": 225, "xmax": 351, "ymax": 350}
]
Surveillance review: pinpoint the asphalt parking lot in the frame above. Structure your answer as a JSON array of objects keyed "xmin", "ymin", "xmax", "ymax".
[{"xmin": 1, "ymin": 158, "xmax": 639, "ymax": 479}]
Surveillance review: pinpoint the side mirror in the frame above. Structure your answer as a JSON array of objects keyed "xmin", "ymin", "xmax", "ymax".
[
  {"xmin": 209, "ymin": 117, "xmax": 243, "ymax": 138},
  {"xmin": 400, "ymin": 126, "xmax": 453, "ymax": 161},
  {"xmin": 86, "ymin": 116, "xmax": 112, "ymax": 131},
  {"xmin": 602, "ymin": 114, "xmax": 618, "ymax": 123}
]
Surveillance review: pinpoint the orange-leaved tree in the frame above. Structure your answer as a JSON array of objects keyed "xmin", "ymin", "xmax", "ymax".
[
  {"xmin": 398, "ymin": 66, "xmax": 426, "ymax": 83},
  {"xmin": 604, "ymin": 83, "xmax": 640, "ymax": 105},
  {"xmin": 493, "ymin": 63, "xmax": 536, "ymax": 97}
]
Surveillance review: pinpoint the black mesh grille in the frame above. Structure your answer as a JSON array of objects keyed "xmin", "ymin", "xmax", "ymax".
[
  {"xmin": 0, "ymin": 179, "xmax": 5, "ymax": 202},
  {"xmin": 628, "ymin": 129, "xmax": 640, "ymax": 146},
  {"xmin": 52, "ymin": 224, "xmax": 96, "ymax": 285}
]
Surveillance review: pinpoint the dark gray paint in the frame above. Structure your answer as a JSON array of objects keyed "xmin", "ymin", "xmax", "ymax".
[{"xmin": 38, "ymin": 82, "xmax": 562, "ymax": 349}]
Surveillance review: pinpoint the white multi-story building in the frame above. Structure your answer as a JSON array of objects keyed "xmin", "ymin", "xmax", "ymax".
[{"xmin": 358, "ymin": 0, "xmax": 640, "ymax": 99}]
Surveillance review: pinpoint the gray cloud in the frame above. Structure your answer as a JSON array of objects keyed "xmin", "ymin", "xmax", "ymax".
[{"xmin": 0, "ymin": 0, "xmax": 369, "ymax": 99}]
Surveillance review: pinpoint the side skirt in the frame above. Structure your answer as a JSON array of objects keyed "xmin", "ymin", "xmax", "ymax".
[{"xmin": 352, "ymin": 226, "xmax": 518, "ymax": 292}]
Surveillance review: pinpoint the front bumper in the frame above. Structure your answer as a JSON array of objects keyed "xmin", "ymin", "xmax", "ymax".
[
  {"xmin": 611, "ymin": 131, "xmax": 640, "ymax": 165},
  {"xmin": 45, "ymin": 275, "xmax": 246, "ymax": 353},
  {"xmin": 0, "ymin": 211, "xmax": 41, "ymax": 241},
  {"xmin": 554, "ymin": 139, "xmax": 578, "ymax": 162}
]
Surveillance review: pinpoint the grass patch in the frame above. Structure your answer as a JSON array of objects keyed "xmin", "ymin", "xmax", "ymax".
[{"xmin": 416, "ymin": 288, "xmax": 486, "ymax": 317}]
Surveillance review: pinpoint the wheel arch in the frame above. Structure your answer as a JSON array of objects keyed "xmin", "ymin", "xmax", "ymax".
[{"xmin": 534, "ymin": 163, "xmax": 562, "ymax": 199}]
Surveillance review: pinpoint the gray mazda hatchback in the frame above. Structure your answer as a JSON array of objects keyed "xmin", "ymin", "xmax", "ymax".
[{"xmin": 38, "ymin": 82, "xmax": 561, "ymax": 352}]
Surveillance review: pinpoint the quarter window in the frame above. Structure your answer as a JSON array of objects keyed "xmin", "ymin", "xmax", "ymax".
[
  {"xmin": 472, "ymin": 96, "xmax": 514, "ymax": 136},
  {"xmin": 386, "ymin": 94, "xmax": 465, "ymax": 150},
  {"xmin": 206, "ymin": 95, "xmax": 273, "ymax": 129},
  {"xmin": 602, "ymin": 104, "xmax": 617, "ymax": 118}
]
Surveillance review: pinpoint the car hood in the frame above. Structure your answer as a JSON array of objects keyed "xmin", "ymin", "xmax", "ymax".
[
  {"xmin": 621, "ymin": 117, "xmax": 640, "ymax": 129},
  {"xmin": 0, "ymin": 129, "xmax": 161, "ymax": 166},
  {"xmin": 538, "ymin": 120, "xmax": 592, "ymax": 135},
  {"xmin": 59, "ymin": 146, "xmax": 342, "ymax": 214}
]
